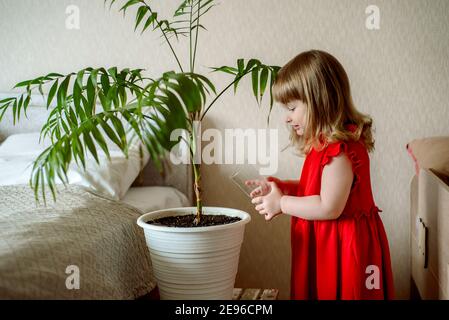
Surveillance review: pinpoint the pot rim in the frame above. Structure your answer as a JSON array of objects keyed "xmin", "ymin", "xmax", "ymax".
[{"xmin": 137, "ymin": 206, "xmax": 251, "ymax": 233}]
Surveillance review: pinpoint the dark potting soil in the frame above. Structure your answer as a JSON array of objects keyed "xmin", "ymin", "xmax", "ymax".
[{"xmin": 147, "ymin": 214, "xmax": 241, "ymax": 227}]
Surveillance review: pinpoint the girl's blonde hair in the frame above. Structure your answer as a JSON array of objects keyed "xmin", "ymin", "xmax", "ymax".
[{"xmin": 272, "ymin": 50, "xmax": 374, "ymax": 154}]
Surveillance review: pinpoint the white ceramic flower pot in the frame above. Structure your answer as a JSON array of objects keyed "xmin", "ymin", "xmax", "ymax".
[{"xmin": 137, "ymin": 206, "xmax": 251, "ymax": 300}]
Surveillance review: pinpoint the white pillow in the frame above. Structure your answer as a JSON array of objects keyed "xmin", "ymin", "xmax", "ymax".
[
  {"xmin": 0, "ymin": 132, "xmax": 51, "ymax": 156},
  {"xmin": 0, "ymin": 132, "xmax": 149, "ymax": 200}
]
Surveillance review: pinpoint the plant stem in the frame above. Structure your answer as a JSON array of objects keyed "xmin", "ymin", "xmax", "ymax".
[
  {"xmin": 192, "ymin": 0, "xmax": 201, "ymax": 73},
  {"xmin": 200, "ymin": 69, "xmax": 251, "ymax": 121},
  {"xmin": 189, "ymin": 1, "xmax": 193, "ymax": 73},
  {"xmin": 188, "ymin": 121, "xmax": 202, "ymax": 225},
  {"xmin": 192, "ymin": 162, "xmax": 202, "ymax": 225}
]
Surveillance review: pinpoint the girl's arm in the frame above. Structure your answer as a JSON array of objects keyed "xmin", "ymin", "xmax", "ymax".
[{"xmin": 279, "ymin": 153, "xmax": 353, "ymax": 220}]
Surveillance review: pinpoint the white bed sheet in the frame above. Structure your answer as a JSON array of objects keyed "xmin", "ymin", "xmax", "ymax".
[{"xmin": 121, "ymin": 186, "xmax": 190, "ymax": 213}]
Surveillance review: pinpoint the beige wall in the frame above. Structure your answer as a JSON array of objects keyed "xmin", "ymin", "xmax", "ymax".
[{"xmin": 1, "ymin": 0, "xmax": 448, "ymax": 299}]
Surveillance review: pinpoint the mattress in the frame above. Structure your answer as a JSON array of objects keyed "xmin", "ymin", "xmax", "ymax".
[{"xmin": 0, "ymin": 185, "xmax": 151, "ymax": 299}]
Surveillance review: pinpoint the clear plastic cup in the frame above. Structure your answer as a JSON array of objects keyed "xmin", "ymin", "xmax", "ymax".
[{"xmin": 230, "ymin": 165, "xmax": 262, "ymax": 198}]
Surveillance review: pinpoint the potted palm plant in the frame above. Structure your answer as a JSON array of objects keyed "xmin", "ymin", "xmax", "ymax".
[{"xmin": 0, "ymin": 0, "xmax": 280, "ymax": 299}]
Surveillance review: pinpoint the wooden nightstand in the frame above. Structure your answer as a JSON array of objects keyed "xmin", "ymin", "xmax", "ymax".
[{"xmin": 232, "ymin": 288, "xmax": 279, "ymax": 300}]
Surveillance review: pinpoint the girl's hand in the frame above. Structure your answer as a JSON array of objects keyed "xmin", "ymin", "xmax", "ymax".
[
  {"xmin": 245, "ymin": 177, "xmax": 281, "ymax": 198},
  {"xmin": 251, "ymin": 181, "xmax": 283, "ymax": 221}
]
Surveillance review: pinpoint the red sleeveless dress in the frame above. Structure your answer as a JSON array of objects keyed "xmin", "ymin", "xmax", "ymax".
[{"xmin": 277, "ymin": 126, "xmax": 395, "ymax": 300}]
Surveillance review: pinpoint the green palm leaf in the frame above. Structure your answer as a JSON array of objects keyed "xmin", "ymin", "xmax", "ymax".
[
  {"xmin": 0, "ymin": 68, "xmax": 214, "ymax": 201},
  {"xmin": 206, "ymin": 59, "xmax": 280, "ymax": 122}
]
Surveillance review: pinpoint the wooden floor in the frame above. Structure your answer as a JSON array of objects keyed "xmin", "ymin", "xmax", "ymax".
[
  {"xmin": 232, "ymin": 288, "xmax": 279, "ymax": 300},
  {"xmin": 137, "ymin": 286, "xmax": 160, "ymax": 300},
  {"xmin": 138, "ymin": 286, "xmax": 279, "ymax": 300}
]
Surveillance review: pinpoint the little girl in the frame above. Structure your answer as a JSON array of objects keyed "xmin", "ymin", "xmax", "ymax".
[{"xmin": 246, "ymin": 50, "xmax": 395, "ymax": 300}]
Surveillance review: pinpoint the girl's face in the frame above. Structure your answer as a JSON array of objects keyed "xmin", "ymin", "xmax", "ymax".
[{"xmin": 284, "ymin": 100, "xmax": 307, "ymax": 136}]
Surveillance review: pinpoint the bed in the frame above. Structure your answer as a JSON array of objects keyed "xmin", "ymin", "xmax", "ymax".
[
  {"xmin": 0, "ymin": 93, "xmax": 193, "ymax": 299},
  {"xmin": 408, "ymin": 138, "xmax": 449, "ymax": 300}
]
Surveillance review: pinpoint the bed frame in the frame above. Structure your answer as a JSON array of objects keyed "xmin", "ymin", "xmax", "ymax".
[{"xmin": 0, "ymin": 92, "xmax": 194, "ymax": 205}]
